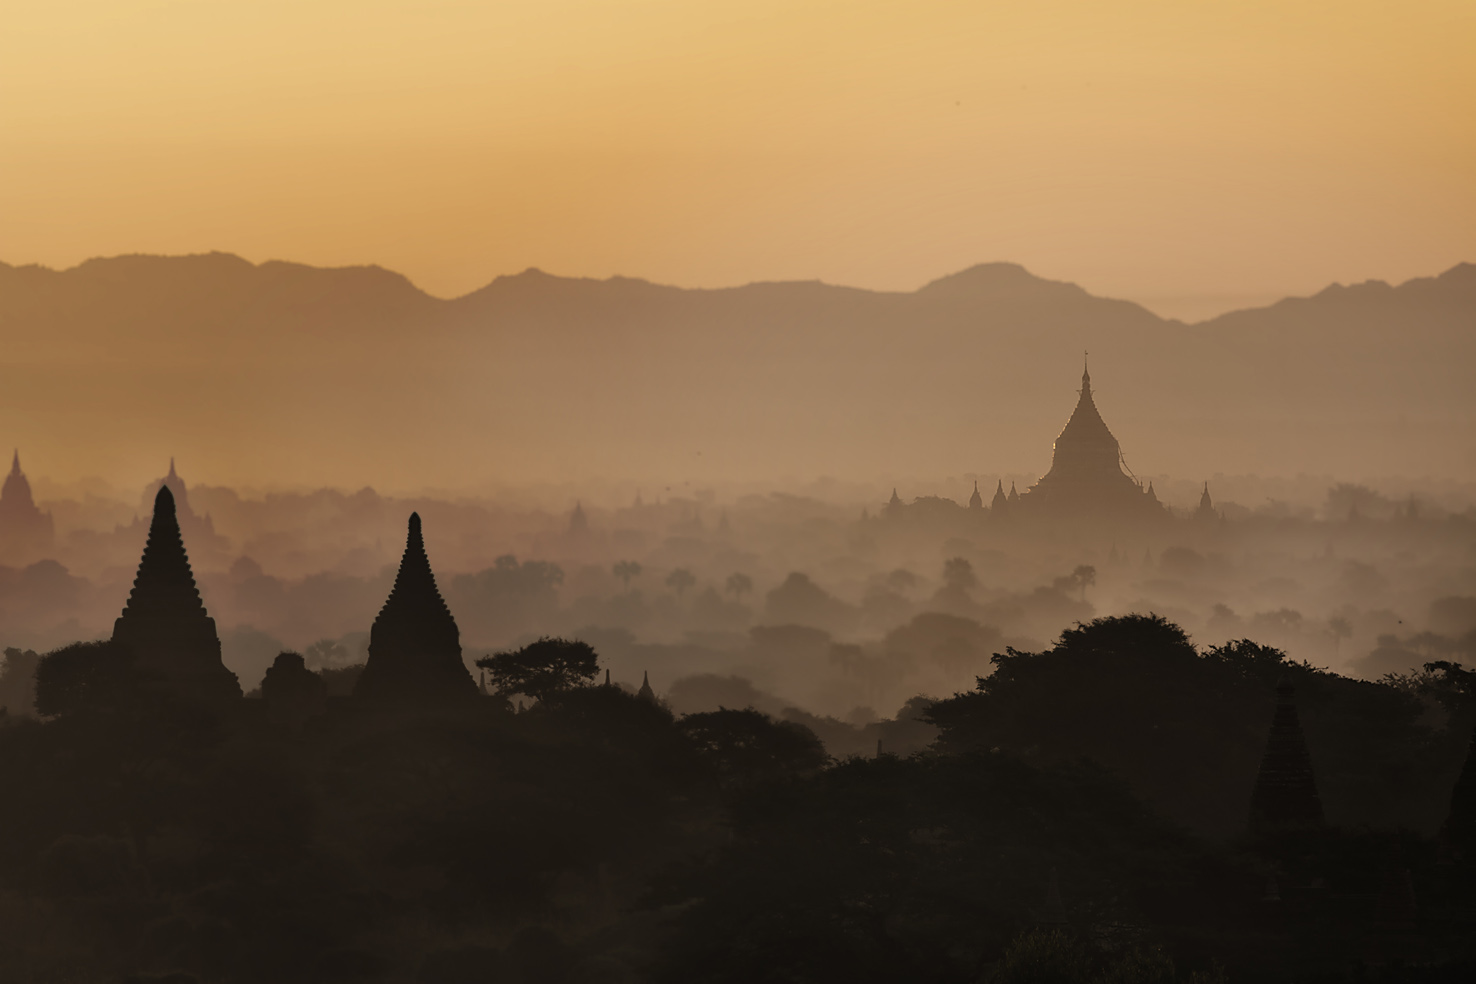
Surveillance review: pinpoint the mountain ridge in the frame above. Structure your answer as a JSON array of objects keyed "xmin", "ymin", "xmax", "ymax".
[
  {"xmin": 0, "ymin": 252, "xmax": 1470, "ymax": 487},
  {"xmin": 7, "ymin": 250, "xmax": 1470, "ymax": 325}
]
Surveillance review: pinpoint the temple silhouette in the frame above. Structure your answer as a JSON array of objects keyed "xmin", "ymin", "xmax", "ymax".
[
  {"xmin": 882, "ymin": 362, "xmax": 1180, "ymax": 526},
  {"xmin": 353, "ymin": 512, "xmax": 478, "ymax": 702},
  {"xmin": 0, "ymin": 451, "xmax": 54, "ymax": 560},
  {"xmin": 1248, "ymin": 680, "xmax": 1325, "ymax": 834},
  {"xmin": 111, "ymin": 485, "xmax": 241, "ymax": 703},
  {"xmin": 1013, "ymin": 361, "xmax": 1165, "ymax": 521}
]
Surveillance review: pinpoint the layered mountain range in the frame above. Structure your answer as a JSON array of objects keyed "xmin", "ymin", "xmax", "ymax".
[{"xmin": 0, "ymin": 253, "xmax": 1471, "ymax": 489}]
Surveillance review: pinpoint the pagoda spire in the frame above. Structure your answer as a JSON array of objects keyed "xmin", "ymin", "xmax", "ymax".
[
  {"xmin": 354, "ymin": 512, "xmax": 476, "ymax": 702},
  {"xmin": 9, "ymin": 450, "xmax": 19, "ymax": 476},
  {"xmin": 1248, "ymin": 678, "xmax": 1324, "ymax": 834},
  {"xmin": 112, "ymin": 486, "xmax": 240, "ymax": 701}
]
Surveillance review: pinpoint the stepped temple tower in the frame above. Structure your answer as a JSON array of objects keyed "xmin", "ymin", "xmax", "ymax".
[
  {"xmin": 354, "ymin": 513, "xmax": 477, "ymax": 702},
  {"xmin": 0, "ymin": 451, "xmax": 54, "ymax": 559},
  {"xmin": 1248, "ymin": 679, "xmax": 1325, "ymax": 834},
  {"xmin": 112, "ymin": 486, "xmax": 241, "ymax": 702},
  {"xmin": 1015, "ymin": 361, "xmax": 1164, "ymax": 521}
]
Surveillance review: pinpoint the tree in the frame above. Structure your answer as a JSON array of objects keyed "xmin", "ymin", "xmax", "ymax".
[
  {"xmin": 725, "ymin": 572, "xmax": 753, "ymax": 601},
  {"xmin": 1328, "ymin": 616, "xmax": 1353, "ymax": 656},
  {"xmin": 0, "ymin": 647, "xmax": 40, "ymax": 718},
  {"xmin": 613, "ymin": 560, "xmax": 643, "ymax": 592},
  {"xmin": 475, "ymin": 637, "xmax": 600, "ymax": 702},
  {"xmin": 677, "ymin": 708, "xmax": 828, "ymax": 784},
  {"xmin": 33, "ymin": 640, "xmax": 137, "ymax": 716},
  {"xmin": 666, "ymin": 568, "xmax": 697, "ymax": 599},
  {"xmin": 942, "ymin": 557, "xmax": 978, "ymax": 592},
  {"xmin": 1072, "ymin": 564, "xmax": 1096, "ymax": 603}
]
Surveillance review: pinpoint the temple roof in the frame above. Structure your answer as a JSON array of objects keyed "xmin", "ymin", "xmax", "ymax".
[
  {"xmin": 117, "ymin": 486, "xmax": 208, "ymax": 621},
  {"xmin": 354, "ymin": 512, "xmax": 476, "ymax": 701},
  {"xmin": 0, "ymin": 450, "xmax": 36, "ymax": 510},
  {"xmin": 1052, "ymin": 364, "xmax": 1121, "ymax": 458}
]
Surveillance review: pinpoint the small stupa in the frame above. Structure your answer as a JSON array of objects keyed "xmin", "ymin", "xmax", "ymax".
[
  {"xmin": 354, "ymin": 513, "xmax": 477, "ymax": 702},
  {"xmin": 0, "ymin": 450, "xmax": 54, "ymax": 559},
  {"xmin": 636, "ymin": 671, "xmax": 657, "ymax": 703},
  {"xmin": 112, "ymin": 486, "xmax": 241, "ymax": 702},
  {"xmin": 1248, "ymin": 679, "xmax": 1325, "ymax": 833}
]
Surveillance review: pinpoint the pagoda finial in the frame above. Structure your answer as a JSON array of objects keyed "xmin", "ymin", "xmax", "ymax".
[
  {"xmin": 9, "ymin": 449, "xmax": 19, "ymax": 476},
  {"xmin": 168, "ymin": 457, "xmax": 178, "ymax": 480},
  {"xmin": 1081, "ymin": 352, "xmax": 1092, "ymax": 394}
]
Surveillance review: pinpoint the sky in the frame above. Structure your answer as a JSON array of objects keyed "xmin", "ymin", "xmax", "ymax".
[{"xmin": 3, "ymin": 0, "xmax": 1474, "ymax": 320}]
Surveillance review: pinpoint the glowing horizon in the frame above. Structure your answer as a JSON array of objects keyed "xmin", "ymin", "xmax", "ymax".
[{"xmin": 4, "ymin": 1, "xmax": 1473, "ymax": 321}]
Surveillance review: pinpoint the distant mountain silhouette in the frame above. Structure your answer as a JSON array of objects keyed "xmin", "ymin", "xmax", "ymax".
[{"xmin": 0, "ymin": 254, "xmax": 1471, "ymax": 484}]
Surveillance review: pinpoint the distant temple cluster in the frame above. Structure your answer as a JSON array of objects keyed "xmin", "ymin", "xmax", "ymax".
[{"xmin": 883, "ymin": 362, "xmax": 1221, "ymax": 526}]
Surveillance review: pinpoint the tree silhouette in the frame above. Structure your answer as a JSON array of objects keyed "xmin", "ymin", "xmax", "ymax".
[
  {"xmin": 942, "ymin": 557, "xmax": 977, "ymax": 592},
  {"xmin": 1328, "ymin": 615, "xmax": 1353, "ymax": 656},
  {"xmin": 613, "ymin": 560, "xmax": 643, "ymax": 592},
  {"xmin": 665, "ymin": 567, "xmax": 696, "ymax": 599},
  {"xmin": 475, "ymin": 637, "xmax": 599, "ymax": 702},
  {"xmin": 1072, "ymin": 564, "xmax": 1096, "ymax": 602},
  {"xmin": 34, "ymin": 640, "xmax": 137, "ymax": 716},
  {"xmin": 725, "ymin": 572, "xmax": 752, "ymax": 601}
]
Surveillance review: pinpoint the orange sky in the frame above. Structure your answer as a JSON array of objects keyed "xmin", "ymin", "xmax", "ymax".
[{"xmin": 3, "ymin": 1, "xmax": 1473, "ymax": 320}]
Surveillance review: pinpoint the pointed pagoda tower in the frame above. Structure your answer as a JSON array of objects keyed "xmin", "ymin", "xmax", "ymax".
[
  {"xmin": 1248, "ymin": 679, "xmax": 1325, "ymax": 834},
  {"xmin": 636, "ymin": 671, "xmax": 657, "ymax": 704},
  {"xmin": 1016, "ymin": 360, "xmax": 1164, "ymax": 521},
  {"xmin": 112, "ymin": 486, "xmax": 241, "ymax": 702},
  {"xmin": 990, "ymin": 479, "xmax": 1009, "ymax": 514},
  {"xmin": 354, "ymin": 513, "xmax": 476, "ymax": 702},
  {"xmin": 968, "ymin": 481, "xmax": 984, "ymax": 511},
  {"xmin": 0, "ymin": 450, "xmax": 54, "ymax": 559},
  {"xmin": 1195, "ymin": 483, "xmax": 1218, "ymax": 522}
]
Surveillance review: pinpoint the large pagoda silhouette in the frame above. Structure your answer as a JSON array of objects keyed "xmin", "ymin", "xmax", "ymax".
[
  {"xmin": 354, "ymin": 512, "xmax": 478, "ymax": 702},
  {"xmin": 111, "ymin": 485, "xmax": 241, "ymax": 702},
  {"xmin": 1014, "ymin": 360, "xmax": 1164, "ymax": 521}
]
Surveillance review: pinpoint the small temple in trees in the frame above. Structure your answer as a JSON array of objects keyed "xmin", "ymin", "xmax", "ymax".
[
  {"xmin": 0, "ymin": 451, "xmax": 54, "ymax": 560},
  {"xmin": 111, "ymin": 485, "xmax": 241, "ymax": 703},
  {"xmin": 1248, "ymin": 679, "xmax": 1325, "ymax": 834}
]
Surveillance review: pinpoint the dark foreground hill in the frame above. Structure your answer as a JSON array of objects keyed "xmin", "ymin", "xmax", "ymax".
[{"xmin": 0, "ymin": 254, "xmax": 1471, "ymax": 487}]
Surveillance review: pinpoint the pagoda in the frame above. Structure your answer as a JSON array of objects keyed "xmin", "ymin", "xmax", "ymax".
[
  {"xmin": 1016, "ymin": 361, "xmax": 1164, "ymax": 521},
  {"xmin": 354, "ymin": 513, "xmax": 477, "ymax": 702},
  {"xmin": 1248, "ymin": 679, "xmax": 1325, "ymax": 834},
  {"xmin": 112, "ymin": 486, "xmax": 241, "ymax": 702},
  {"xmin": 0, "ymin": 451, "xmax": 54, "ymax": 559}
]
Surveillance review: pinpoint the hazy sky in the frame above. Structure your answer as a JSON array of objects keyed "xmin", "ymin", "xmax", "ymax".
[{"xmin": 4, "ymin": 1, "xmax": 1473, "ymax": 320}]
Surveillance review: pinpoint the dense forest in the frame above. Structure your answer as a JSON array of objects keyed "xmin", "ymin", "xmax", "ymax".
[{"xmin": 1, "ymin": 614, "xmax": 1472, "ymax": 983}]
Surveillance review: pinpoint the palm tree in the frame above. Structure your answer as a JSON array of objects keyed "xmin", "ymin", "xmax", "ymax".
[
  {"xmin": 666, "ymin": 568, "xmax": 696, "ymax": 599},
  {"xmin": 613, "ymin": 560, "xmax": 643, "ymax": 592},
  {"xmin": 725, "ymin": 572, "xmax": 753, "ymax": 601}
]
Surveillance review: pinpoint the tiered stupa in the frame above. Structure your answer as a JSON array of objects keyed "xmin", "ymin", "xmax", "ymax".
[
  {"xmin": 112, "ymin": 486, "xmax": 241, "ymax": 702},
  {"xmin": 1248, "ymin": 679, "xmax": 1325, "ymax": 833},
  {"xmin": 1015, "ymin": 362, "xmax": 1164, "ymax": 521},
  {"xmin": 354, "ymin": 513, "xmax": 477, "ymax": 702},
  {"xmin": 0, "ymin": 451, "xmax": 54, "ymax": 559}
]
